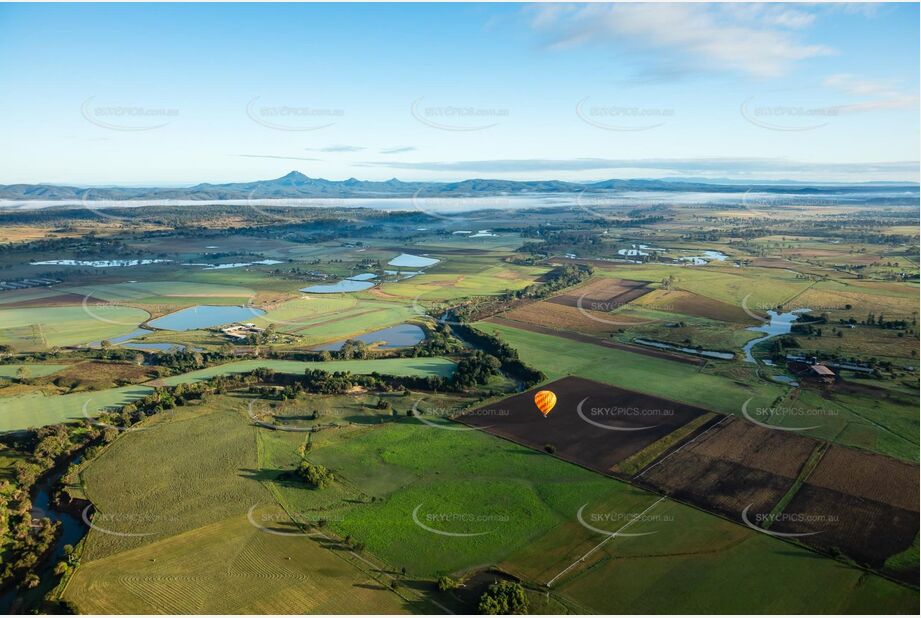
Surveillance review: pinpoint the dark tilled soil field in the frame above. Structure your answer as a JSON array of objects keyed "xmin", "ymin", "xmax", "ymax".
[
  {"xmin": 771, "ymin": 484, "xmax": 920, "ymax": 576},
  {"xmin": 458, "ymin": 376, "xmax": 710, "ymax": 474},
  {"xmin": 801, "ymin": 445, "xmax": 919, "ymax": 512},
  {"xmin": 665, "ymin": 416, "xmax": 818, "ymax": 478},
  {"xmin": 634, "ymin": 418, "xmax": 818, "ymax": 519},
  {"xmin": 642, "ymin": 454, "xmax": 795, "ymax": 519},
  {"xmin": 771, "ymin": 445, "xmax": 920, "ymax": 580}
]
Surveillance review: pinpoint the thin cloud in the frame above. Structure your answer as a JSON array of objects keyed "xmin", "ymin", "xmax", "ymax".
[
  {"xmin": 359, "ymin": 157, "xmax": 919, "ymax": 177},
  {"xmin": 305, "ymin": 145, "xmax": 365, "ymax": 153},
  {"xmin": 379, "ymin": 146, "xmax": 417, "ymax": 154},
  {"xmin": 822, "ymin": 73, "xmax": 919, "ymax": 113},
  {"xmin": 529, "ymin": 3, "xmax": 833, "ymax": 78},
  {"xmin": 824, "ymin": 73, "xmax": 899, "ymax": 97},
  {"xmin": 720, "ymin": 4, "xmax": 816, "ymax": 30},
  {"xmin": 237, "ymin": 154, "xmax": 321, "ymax": 162}
]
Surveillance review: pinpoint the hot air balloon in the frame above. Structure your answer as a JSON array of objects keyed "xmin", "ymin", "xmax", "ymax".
[{"xmin": 534, "ymin": 390, "xmax": 557, "ymax": 417}]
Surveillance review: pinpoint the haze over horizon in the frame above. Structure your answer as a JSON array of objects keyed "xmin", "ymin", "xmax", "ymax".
[{"xmin": 1, "ymin": 2, "xmax": 918, "ymax": 185}]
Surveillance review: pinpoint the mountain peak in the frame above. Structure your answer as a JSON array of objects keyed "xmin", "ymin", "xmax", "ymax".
[{"xmin": 279, "ymin": 170, "xmax": 309, "ymax": 182}]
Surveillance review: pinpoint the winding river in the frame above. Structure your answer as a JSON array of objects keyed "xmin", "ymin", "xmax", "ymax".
[
  {"xmin": 742, "ymin": 308, "xmax": 811, "ymax": 363},
  {"xmin": 0, "ymin": 463, "xmax": 87, "ymax": 613}
]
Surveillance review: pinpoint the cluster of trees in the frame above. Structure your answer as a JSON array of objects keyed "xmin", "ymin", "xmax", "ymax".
[
  {"xmin": 864, "ymin": 313, "xmax": 915, "ymax": 331},
  {"xmin": 407, "ymin": 323, "xmax": 463, "ymax": 357},
  {"xmin": 248, "ymin": 384, "xmax": 299, "ymax": 401},
  {"xmin": 478, "ymin": 580, "xmax": 528, "ymax": 615},
  {"xmin": 243, "ymin": 324, "xmax": 279, "ymax": 346},
  {"xmin": 621, "ymin": 214, "xmax": 667, "ymax": 227},
  {"xmin": 451, "ymin": 324, "xmax": 545, "ymax": 389},
  {"xmin": 296, "ymin": 350, "xmax": 504, "ymax": 394},
  {"xmin": 330, "ymin": 339, "xmax": 370, "ymax": 360},
  {"xmin": 452, "ymin": 264, "xmax": 593, "ymax": 323},
  {"xmin": 0, "ymin": 425, "xmax": 83, "ymax": 589},
  {"xmin": 296, "ymin": 461, "xmax": 334, "ymax": 489},
  {"xmin": 451, "ymin": 352, "xmax": 502, "ymax": 389},
  {"xmin": 519, "ymin": 230, "xmax": 606, "ymax": 257}
]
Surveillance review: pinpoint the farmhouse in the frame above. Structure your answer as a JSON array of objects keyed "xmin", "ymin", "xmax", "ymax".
[
  {"xmin": 221, "ymin": 322, "xmax": 264, "ymax": 340},
  {"xmin": 787, "ymin": 359, "xmax": 836, "ymax": 384},
  {"xmin": 808, "ymin": 363, "xmax": 836, "ymax": 384}
]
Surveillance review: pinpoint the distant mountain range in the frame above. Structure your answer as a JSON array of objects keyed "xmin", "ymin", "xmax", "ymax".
[{"xmin": 0, "ymin": 171, "xmax": 917, "ymax": 201}]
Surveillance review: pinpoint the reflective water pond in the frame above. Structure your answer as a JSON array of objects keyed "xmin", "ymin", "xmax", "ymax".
[
  {"xmin": 312, "ymin": 324, "xmax": 426, "ymax": 351},
  {"xmin": 387, "ymin": 253, "xmax": 440, "ymax": 268},
  {"xmin": 147, "ymin": 305, "xmax": 264, "ymax": 331}
]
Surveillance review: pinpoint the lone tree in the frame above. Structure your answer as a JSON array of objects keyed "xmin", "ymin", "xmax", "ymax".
[{"xmin": 297, "ymin": 461, "xmax": 334, "ymax": 489}]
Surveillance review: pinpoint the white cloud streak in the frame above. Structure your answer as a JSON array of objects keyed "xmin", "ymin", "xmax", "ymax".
[{"xmin": 530, "ymin": 3, "xmax": 833, "ymax": 78}]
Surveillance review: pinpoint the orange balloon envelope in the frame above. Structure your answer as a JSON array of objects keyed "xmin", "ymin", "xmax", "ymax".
[{"xmin": 534, "ymin": 390, "xmax": 557, "ymax": 417}]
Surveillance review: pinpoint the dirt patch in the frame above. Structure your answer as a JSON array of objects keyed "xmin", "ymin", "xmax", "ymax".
[
  {"xmin": 458, "ymin": 376, "xmax": 711, "ymax": 474},
  {"xmin": 485, "ymin": 317, "xmax": 706, "ymax": 366},
  {"xmin": 38, "ymin": 361, "xmax": 157, "ymax": 389},
  {"xmin": 751, "ymin": 257, "xmax": 799, "ymax": 269},
  {"xmin": 367, "ymin": 288, "xmax": 403, "ymax": 300}
]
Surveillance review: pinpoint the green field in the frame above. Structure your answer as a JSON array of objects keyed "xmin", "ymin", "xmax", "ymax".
[
  {"xmin": 762, "ymin": 388, "xmax": 920, "ymax": 462},
  {"xmin": 64, "ymin": 280, "xmax": 256, "ymax": 304},
  {"xmin": 0, "ymin": 385, "xmax": 153, "ymax": 432},
  {"xmin": 0, "ymin": 363, "xmax": 70, "ymax": 379},
  {"xmin": 382, "ymin": 262, "xmax": 548, "ymax": 302},
  {"xmin": 587, "ymin": 263, "xmax": 815, "ymax": 310},
  {"xmin": 0, "ymin": 306, "xmax": 150, "ymax": 350},
  {"xmin": 476, "ymin": 320, "xmax": 784, "ymax": 414},
  {"xmin": 0, "ymin": 288, "xmax": 62, "ymax": 305},
  {"xmin": 530, "ymin": 499, "xmax": 917, "ymax": 614},
  {"xmin": 63, "ymin": 399, "xmax": 414, "ymax": 614},
  {"xmin": 256, "ymin": 296, "xmax": 420, "ymax": 344},
  {"xmin": 157, "ymin": 357, "xmax": 457, "ymax": 386}
]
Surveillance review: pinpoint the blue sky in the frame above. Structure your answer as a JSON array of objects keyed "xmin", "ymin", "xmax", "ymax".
[{"xmin": 0, "ymin": 2, "xmax": 917, "ymax": 185}]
